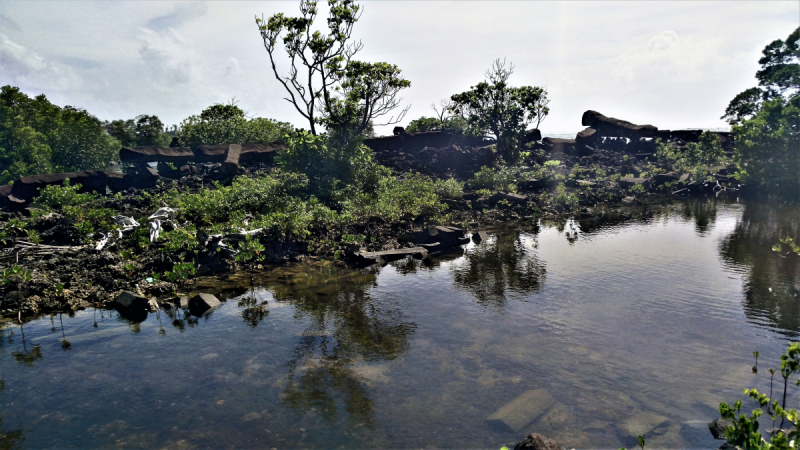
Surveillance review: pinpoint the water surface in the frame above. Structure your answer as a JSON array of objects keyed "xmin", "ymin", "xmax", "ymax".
[{"xmin": 1, "ymin": 197, "xmax": 799, "ymax": 449}]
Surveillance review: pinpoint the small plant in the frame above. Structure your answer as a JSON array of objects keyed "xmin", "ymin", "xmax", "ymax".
[
  {"xmin": 235, "ymin": 234, "xmax": 266, "ymax": 266},
  {"xmin": 434, "ymin": 178, "xmax": 464, "ymax": 199},
  {"xmin": 629, "ymin": 184, "xmax": 646, "ymax": 196},
  {"xmin": 164, "ymin": 257, "xmax": 197, "ymax": 286},
  {"xmin": 1, "ymin": 266, "xmax": 32, "ymax": 287},
  {"xmin": 468, "ymin": 164, "xmax": 517, "ymax": 192},
  {"xmin": 24, "ymin": 229, "xmax": 42, "ymax": 245},
  {"xmin": 773, "ymin": 237, "xmax": 800, "ymax": 257}
]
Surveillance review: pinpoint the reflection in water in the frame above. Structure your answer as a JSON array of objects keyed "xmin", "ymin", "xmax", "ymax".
[
  {"xmin": 453, "ymin": 231, "xmax": 546, "ymax": 307},
  {"xmin": 720, "ymin": 201, "xmax": 800, "ymax": 336},
  {"xmin": 264, "ymin": 264, "xmax": 415, "ymax": 430},
  {"xmin": 680, "ymin": 197, "xmax": 720, "ymax": 235},
  {"xmin": 1, "ymin": 323, "xmax": 28, "ymax": 449},
  {"xmin": 238, "ymin": 289, "xmax": 270, "ymax": 328}
]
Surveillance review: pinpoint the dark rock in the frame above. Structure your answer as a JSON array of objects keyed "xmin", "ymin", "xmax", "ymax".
[
  {"xmin": 9, "ymin": 171, "xmax": 111, "ymax": 202},
  {"xmin": 364, "ymin": 131, "xmax": 487, "ymax": 153},
  {"xmin": 462, "ymin": 191, "xmax": 481, "ymax": 201},
  {"xmin": 169, "ymin": 137, "xmax": 181, "ymax": 148},
  {"xmin": 524, "ymin": 128, "xmax": 542, "ymax": 143},
  {"xmin": 120, "ymin": 146, "xmax": 194, "ymax": 163},
  {"xmin": 112, "ymin": 291, "xmax": 150, "ymax": 322},
  {"xmin": 581, "ymin": 110, "xmax": 658, "ymax": 139},
  {"xmin": 671, "ymin": 129, "xmax": 703, "ymax": 142},
  {"xmin": 514, "ymin": 433, "xmax": 560, "ymax": 450},
  {"xmin": 491, "ymin": 192, "xmax": 528, "ymax": 204},
  {"xmin": 393, "ymin": 126, "xmax": 405, "ymax": 135},
  {"xmin": 519, "ymin": 179, "xmax": 548, "ymax": 191},
  {"xmin": 240, "ymin": 143, "xmax": 285, "ymax": 165},
  {"xmin": 189, "ymin": 293, "xmax": 221, "ymax": 316},
  {"xmin": 652, "ymin": 172, "xmax": 679, "ymax": 185},
  {"xmin": 121, "ymin": 167, "xmax": 160, "ymax": 190},
  {"xmin": 350, "ymin": 247, "xmax": 428, "ymax": 267},
  {"xmin": 222, "ymin": 144, "xmax": 241, "ymax": 175},
  {"xmin": 575, "ymin": 127, "xmax": 598, "ymax": 146},
  {"xmin": 618, "ymin": 177, "xmax": 649, "ymax": 188},
  {"xmin": 472, "ymin": 231, "xmax": 489, "ymax": 243},
  {"xmin": 708, "ymin": 418, "xmax": 732, "ymax": 440},
  {"xmin": 542, "ymin": 138, "xmax": 576, "ymax": 153},
  {"xmin": 194, "ymin": 145, "xmax": 228, "ymax": 163},
  {"xmin": 399, "ymin": 225, "xmax": 466, "ymax": 248}
]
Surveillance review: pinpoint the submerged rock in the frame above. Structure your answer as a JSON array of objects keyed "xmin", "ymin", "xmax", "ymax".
[
  {"xmin": 514, "ymin": 433, "xmax": 560, "ymax": 450},
  {"xmin": 486, "ymin": 389, "xmax": 555, "ymax": 433},
  {"xmin": 189, "ymin": 293, "xmax": 221, "ymax": 316},
  {"xmin": 708, "ymin": 417, "xmax": 732, "ymax": 440},
  {"xmin": 350, "ymin": 247, "xmax": 428, "ymax": 267}
]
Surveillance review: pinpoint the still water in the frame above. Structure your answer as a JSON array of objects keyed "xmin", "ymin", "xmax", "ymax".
[{"xmin": 1, "ymin": 197, "xmax": 799, "ymax": 449}]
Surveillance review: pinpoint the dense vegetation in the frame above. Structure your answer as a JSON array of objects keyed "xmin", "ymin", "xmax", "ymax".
[{"xmin": 0, "ymin": 86, "xmax": 120, "ymax": 184}]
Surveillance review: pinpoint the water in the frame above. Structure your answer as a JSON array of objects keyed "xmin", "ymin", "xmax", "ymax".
[{"xmin": 1, "ymin": 197, "xmax": 799, "ymax": 449}]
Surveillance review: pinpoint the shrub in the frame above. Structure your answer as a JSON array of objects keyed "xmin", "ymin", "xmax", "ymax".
[
  {"xmin": 276, "ymin": 131, "xmax": 371, "ymax": 188},
  {"xmin": 179, "ymin": 104, "xmax": 294, "ymax": 147},
  {"xmin": 467, "ymin": 165, "xmax": 517, "ymax": 192},
  {"xmin": 405, "ymin": 116, "xmax": 468, "ymax": 134},
  {"xmin": 434, "ymin": 178, "xmax": 464, "ymax": 199},
  {"xmin": 33, "ymin": 179, "xmax": 98, "ymax": 209}
]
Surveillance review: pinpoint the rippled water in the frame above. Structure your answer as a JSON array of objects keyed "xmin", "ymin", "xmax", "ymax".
[{"xmin": 1, "ymin": 197, "xmax": 799, "ymax": 449}]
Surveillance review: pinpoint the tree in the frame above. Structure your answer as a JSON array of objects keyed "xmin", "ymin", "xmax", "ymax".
[
  {"xmin": 0, "ymin": 85, "xmax": 119, "ymax": 184},
  {"xmin": 721, "ymin": 27, "xmax": 800, "ymax": 196},
  {"xmin": 405, "ymin": 100, "xmax": 468, "ymax": 134},
  {"xmin": 722, "ymin": 27, "xmax": 799, "ymax": 125},
  {"xmin": 449, "ymin": 59, "xmax": 549, "ymax": 161},
  {"xmin": 255, "ymin": 0, "xmax": 410, "ymax": 147},
  {"xmin": 106, "ymin": 115, "xmax": 170, "ymax": 147},
  {"xmin": 178, "ymin": 103, "xmax": 294, "ymax": 147}
]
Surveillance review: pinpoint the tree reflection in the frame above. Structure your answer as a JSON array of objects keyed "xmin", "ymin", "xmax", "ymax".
[
  {"xmin": 452, "ymin": 231, "xmax": 546, "ymax": 307},
  {"xmin": 263, "ymin": 263, "xmax": 415, "ymax": 430},
  {"xmin": 0, "ymin": 323, "xmax": 27, "ymax": 449},
  {"xmin": 720, "ymin": 200, "xmax": 800, "ymax": 336}
]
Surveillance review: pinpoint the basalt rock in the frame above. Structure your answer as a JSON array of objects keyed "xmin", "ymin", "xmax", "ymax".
[
  {"xmin": 222, "ymin": 144, "xmax": 242, "ymax": 175},
  {"xmin": 364, "ymin": 131, "xmax": 488, "ymax": 153},
  {"xmin": 618, "ymin": 176, "xmax": 650, "ymax": 189},
  {"xmin": 399, "ymin": 225, "xmax": 468, "ymax": 248},
  {"xmin": 350, "ymin": 247, "xmax": 428, "ymax": 267},
  {"xmin": 542, "ymin": 138, "xmax": 576, "ymax": 154},
  {"xmin": 514, "ymin": 433, "xmax": 560, "ymax": 450},
  {"xmin": 575, "ymin": 127, "xmax": 598, "ymax": 146},
  {"xmin": 582, "ymin": 110, "xmax": 658, "ymax": 139},
  {"xmin": 112, "ymin": 291, "xmax": 150, "ymax": 322},
  {"xmin": 189, "ymin": 293, "xmax": 221, "ymax": 317},
  {"xmin": 120, "ymin": 146, "xmax": 195, "ymax": 163},
  {"xmin": 524, "ymin": 128, "xmax": 542, "ymax": 143}
]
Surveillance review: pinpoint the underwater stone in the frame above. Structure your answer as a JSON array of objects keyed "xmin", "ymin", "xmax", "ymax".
[
  {"xmin": 472, "ymin": 231, "xmax": 489, "ymax": 243},
  {"xmin": 486, "ymin": 389, "xmax": 555, "ymax": 432},
  {"xmin": 189, "ymin": 293, "xmax": 221, "ymax": 316},
  {"xmin": 513, "ymin": 433, "xmax": 560, "ymax": 450}
]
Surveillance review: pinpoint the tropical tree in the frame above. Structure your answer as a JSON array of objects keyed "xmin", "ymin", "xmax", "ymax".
[
  {"xmin": 178, "ymin": 103, "xmax": 294, "ymax": 147},
  {"xmin": 106, "ymin": 115, "xmax": 170, "ymax": 147},
  {"xmin": 449, "ymin": 59, "xmax": 549, "ymax": 161},
  {"xmin": 255, "ymin": 0, "xmax": 411, "ymax": 148}
]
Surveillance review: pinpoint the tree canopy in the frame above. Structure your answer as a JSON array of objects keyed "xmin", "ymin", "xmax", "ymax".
[{"xmin": 179, "ymin": 104, "xmax": 294, "ymax": 147}]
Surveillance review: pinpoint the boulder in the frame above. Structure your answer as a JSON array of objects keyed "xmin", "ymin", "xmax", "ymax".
[
  {"xmin": 519, "ymin": 179, "xmax": 548, "ymax": 191},
  {"xmin": 575, "ymin": 127, "xmax": 598, "ymax": 146},
  {"xmin": 194, "ymin": 145, "xmax": 228, "ymax": 163},
  {"xmin": 708, "ymin": 418, "xmax": 732, "ymax": 440},
  {"xmin": 581, "ymin": 110, "xmax": 658, "ymax": 139},
  {"xmin": 393, "ymin": 126, "xmax": 405, "ymax": 135},
  {"xmin": 240, "ymin": 143, "xmax": 285, "ymax": 164},
  {"xmin": 121, "ymin": 167, "xmax": 160, "ymax": 190},
  {"xmin": 399, "ymin": 225, "xmax": 467, "ymax": 248},
  {"xmin": 524, "ymin": 128, "xmax": 542, "ymax": 143},
  {"xmin": 671, "ymin": 129, "xmax": 703, "ymax": 142},
  {"xmin": 491, "ymin": 192, "xmax": 528, "ymax": 205},
  {"xmin": 112, "ymin": 291, "xmax": 150, "ymax": 322},
  {"xmin": 189, "ymin": 293, "xmax": 221, "ymax": 316},
  {"xmin": 542, "ymin": 138, "xmax": 576, "ymax": 153},
  {"xmin": 364, "ymin": 131, "xmax": 487, "ymax": 153},
  {"xmin": 486, "ymin": 389, "xmax": 555, "ymax": 432},
  {"xmin": 222, "ymin": 144, "xmax": 241, "ymax": 174},
  {"xmin": 514, "ymin": 433, "xmax": 560, "ymax": 450},
  {"xmin": 652, "ymin": 172, "xmax": 679, "ymax": 185},
  {"xmin": 472, "ymin": 231, "xmax": 489, "ymax": 243},
  {"xmin": 618, "ymin": 177, "xmax": 649, "ymax": 189},
  {"xmin": 9, "ymin": 171, "xmax": 111, "ymax": 202},
  {"xmin": 120, "ymin": 146, "xmax": 194, "ymax": 163},
  {"xmin": 350, "ymin": 247, "xmax": 428, "ymax": 267}
]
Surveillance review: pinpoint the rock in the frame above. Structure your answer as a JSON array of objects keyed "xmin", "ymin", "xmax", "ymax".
[
  {"xmin": 621, "ymin": 411, "xmax": 668, "ymax": 437},
  {"xmin": 679, "ymin": 173, "xmax": 690, "ymax": 183},
  {"xmin": 112, "ymin": 291, "xmax": 150, "ymax": 321},
  {"xmin": 399, "ymin": 225, "xmax": 467, "ymax": 248},
  {"xmin": 363, "ymin": 131, "xmax": 487, "ymax": 153},
  {"xmin": 575, "ymin": 127, "xmax": 598, "ymax": 146},
  {"xmin": 519, "ymin": 179, "xmax": 548, "ymax": 191},
  {"xmin": 581, "ymin": 110, "xmax": 658, "ymax": 139},
  {"xmin": 147, "ymin": 297, "xmax": 159, "ymax": 312},
  {"xmin": 122, "ymin": 167, "xmax": 160, "ymax": 190},
  {"xmin": 240, "ymin": 143, "xmax": 285, "ymax": 165},
  {"xmin": 486, "ymin": 389, "xmax": 555, "ymax": 433},
  {"xmin": 542, "ymin": 138, "xmax": 576, "ymax": 153},
  {"xmin": 119, "ymin": 146, "xmax": 194, "ymax": 163},
  {"xmin": 193, "ymin": 145, "xmax": 228, "ymax": 163},
  {"xmin": 222, "ymin": 144, "xmax": 241, "ymax": 175},
  {"xmin": 618, "ymin": 177, "xmax": 649, "ymax": 189},
  {"xmin": 514, "ymin": 433, "xmax": 560, "ymax": 450},
  {"xmin": 708, "ymin": 418, "xmax": 732, "ymax": 440},
  {"xmin": 491, "ymin": 192, "xmax": 528, "ymax": 204},
  {"xmin": 393, "ymin": 126, "xmax": 405, "ymax": 135},
  {"xmin": 9, "ymin": 171, "xmax": 112, "ymax": 202},
  {"xmin": 350, "ymin": 247, "xmax": 428, "ymax": 267},
  {"xmin": 671, "ymin": 129, "xmax": 703, "ymax": 142},
  {"xmin": 189, "ymin": 293, "xmax": 221, "ymax": 316},
  {"xmin": 652, "ymin": 172, "xmax": 679, "ymax": 185},
  {"xmin": 472, "ymin": 231, "xmax": 489, "ymax": 243},
  {"xmin": 524, "ymin": 128, "xmax": 542, "ymax": 143}
]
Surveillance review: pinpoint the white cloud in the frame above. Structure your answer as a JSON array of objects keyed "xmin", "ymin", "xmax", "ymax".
[
  {"xmin": 138, "ymin": 28, "xmax": 197, "ymax": 86},
  {"xmin": 0, "ymin": 33, "xmax": 81, "ymax": 90}
]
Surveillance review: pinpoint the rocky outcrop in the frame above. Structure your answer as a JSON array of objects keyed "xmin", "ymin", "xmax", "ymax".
[
  {"xmin": 618, "ymin": 176, "xmax": 650, "ymax": 189},
  {"xmin": 120, "ymin": 146, "xmax": 195, "ymax": 163},
  {"xmin": 350, "ymin": 247, "xmax": 429, "ymax": 267},
  {"xmin": 399, "ymin": 225, "xmax": 470, "ymax": 248},
  {"xmin": 364, "ymin": 131, "xmax": 488, "ymax": 153},
  {"xmin": 112, "ymin": 291, "xmax": 151, "ymax": 322},
  {"xmin": 582, "ymin": 110, "xmax": 658, "ymax": 139},
  {"xmin": 189, "ymin": 293, "xmax": 221, "ymax": 317}
]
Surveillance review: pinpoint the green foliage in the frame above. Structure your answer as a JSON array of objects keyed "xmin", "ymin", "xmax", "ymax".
[
  {"xmin": 106, "ymin": 115, "xmax": 170, "ymax": 147},
  {"xmin": 164, "ymin": 261, "xmax": 196, "ymax": 285},
  {"xmin": 434, "ymin": 178, "xmax": 464, "ymax": 199},
  {"xmin": 467, "ymin": 165, "xmax": 517, "ymax": 192},
  {"xmin": 733, "ymin": 97, "xmax": 799, "ymax": 195},
  {"xmin": 340, "ymin": 172, "xmax": 445, "ymax": 222},
  {"xmin": 256, "ymin": 0, "xmax": 410, "ymax": 143},
  {"xmin": 235, "ymin": 234, "xmax": 267, "ymax": 264},
  {"xmin": 405, "ymin": 116, "xmax": 468, "ymax": 134},
  {"xmin": 33, "ymin": 179, "xmax": 98, "ymax": 209},
  {"xmin": 772, "ymin": 237, "xmax": 800, "ymax": 256},
  {"xmin": 1, "ymin": 265, "xmax": 32, "ymax": 288},
  {"xmin": 554, "ymin": 183, "xmax": 579, "ymax": 209},
  {"xmin": 178, "ymin": 103, "xmax": 293, "ymax": 147},
  {"xmin": 723, "ymin": 27, "xmax": 799, "ymax": 125},
  {"xmin": 685, "ymin": 131, "xmax": 726, "ymax": 167},
  {"xmin": 450, "ymin": 59, "xmax": 549, "ymax": 161},
  {"xmin": 0, "ymin": 85, "xmax": 119, "ymax": 183},
  {"xmin": 277, "ymin": 130, "xmax": 370, "ymax": 187}
]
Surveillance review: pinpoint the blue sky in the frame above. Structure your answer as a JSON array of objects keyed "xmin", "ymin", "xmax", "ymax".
[{"xmin": 1, "ymin": 1, "xmax": 797, "ymax": 135}]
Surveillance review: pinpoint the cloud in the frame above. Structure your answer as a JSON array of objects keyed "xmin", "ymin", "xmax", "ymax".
[
  {"xmin": 0, "ymin": 33, "xmax": 80, "ymax": 90},
  {"xmin": 0, "ymin": 13, "xmax": 21, "ymax": 32},
  {"xmin": 138, "ymin": 28, "xmax": 197, "ymax": 85},
  {"xmin": 145, "ymin": 2, "xmax": 209, "ymax": 32}
]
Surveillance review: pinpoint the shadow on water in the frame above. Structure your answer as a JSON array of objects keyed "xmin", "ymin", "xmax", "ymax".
[
  {"xmin": 720, "ymin": 200, "xmax": 800, "ymax": 337},
  {"xmin": 452, "ymin": 230, "xmax": 547, "ymax": 307}
]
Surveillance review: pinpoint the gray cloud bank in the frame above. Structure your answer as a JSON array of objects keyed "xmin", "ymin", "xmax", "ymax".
[{"xmin": 0, "ymin": 1, "xmax": 797, "ymax": 135}]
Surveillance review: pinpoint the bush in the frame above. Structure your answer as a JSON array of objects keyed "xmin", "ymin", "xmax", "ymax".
[
  {"xmin": 106, "ymin": 115, "xmax": 171, "ymax": 147},
  {"xmin": 434, "ymin": 178, "xmax": 464, "ymax": 199},
  {"xmin": 467, "ymin": 165, "xmax": 517, "ymax": 192},
  {"xmin": 33, "ymin": 179, "xmax": 97, "ymax": 209},
  {"xmin": 405, "ymin": 116, "xmax": 468, "ymax": 134},
  {"xmin": 685, "ymin": 131, "xmax": 726, "ymax": 167},
  {"xmin": 276, "ymin": 131, "xmax": 371, "ymax": 189}
]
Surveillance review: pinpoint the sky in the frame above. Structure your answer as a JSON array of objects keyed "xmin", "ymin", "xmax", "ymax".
[{"xmin": 0, "ymin": 1, "xmax": 798, "ymax": 136}]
